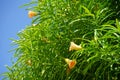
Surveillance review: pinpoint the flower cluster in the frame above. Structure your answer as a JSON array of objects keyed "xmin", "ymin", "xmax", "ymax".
[{"xmin": 64, "ymin": 41, "xmax": 82, "ymax": 74}]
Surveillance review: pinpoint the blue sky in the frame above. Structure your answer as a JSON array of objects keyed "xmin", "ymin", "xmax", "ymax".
[{"xmin": 0, "ymin": 0, "xmax": 32, "ymax": 79}]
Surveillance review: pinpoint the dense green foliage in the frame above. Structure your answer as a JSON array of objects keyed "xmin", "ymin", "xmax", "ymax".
[{"xmin": 2, "ymin": 0, "xmax": 120, "ymax": 80}]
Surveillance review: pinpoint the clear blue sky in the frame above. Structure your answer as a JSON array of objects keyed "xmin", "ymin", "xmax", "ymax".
[{"xmin": 0, "ymin": 0, "xmax": 32, "ymax": 79}]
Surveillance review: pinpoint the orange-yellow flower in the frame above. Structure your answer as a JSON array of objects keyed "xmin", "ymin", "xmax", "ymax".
[
  {"xmin": 65, "ymin": 58, "xmax": 76, "ymax": 69},
  {"xmin": 28, "ymin": 11, "xmax": 37, "ymax": 18},
  {"xmin": 69, "ymin": 42, "xmax": 82, "ymax": 51}
]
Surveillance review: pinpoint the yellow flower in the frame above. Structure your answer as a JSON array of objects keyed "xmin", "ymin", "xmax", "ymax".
[
  {"xmin": 69, "ymin": 42, "xmax": 82, "ymax": 51},
  {"xmin": 28, "ymin": 11, "xmax": 37, "ymax": 18},
  {"xmin": 65, "ymin": 58, "xmax": 76, "ymax": 69}
]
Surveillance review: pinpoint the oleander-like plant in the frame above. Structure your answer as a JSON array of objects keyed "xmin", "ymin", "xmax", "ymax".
[{"xmin": 2, "ymin": 0, "xmax": 120, "ymax": 80}]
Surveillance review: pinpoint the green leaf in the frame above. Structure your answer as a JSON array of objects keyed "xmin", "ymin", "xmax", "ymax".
[
  {"xmin": 81, "ymin": 5, "xmax": 95, "ymax": 18},
  {"xmin": 19, "ymin": 1, "xmax": 38, "ymax": 8},
  {"xmin": 116, "ymin": 19, "xmax": 120, "ymax": 31},
  {"xmin": 81, "ymin": 5, "xmax": 91, "ymax": 14}
]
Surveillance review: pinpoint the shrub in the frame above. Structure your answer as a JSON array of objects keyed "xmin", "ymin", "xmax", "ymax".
[{"xmin": 2, "ymin": 0, "xmax": 120, "ymax": 80}]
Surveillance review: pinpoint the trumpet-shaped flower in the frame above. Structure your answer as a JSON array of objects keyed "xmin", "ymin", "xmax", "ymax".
[
  {"xmin": 69, "ymin": 42, "xmax": 82, "ymax": 51},
  {"xmin": 28, "ymin": 11, "xmax": 37, "ymax": 18},
  {"xmin": 65, "ymin": 58, "xmax": 76, "ymax": 69}
]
